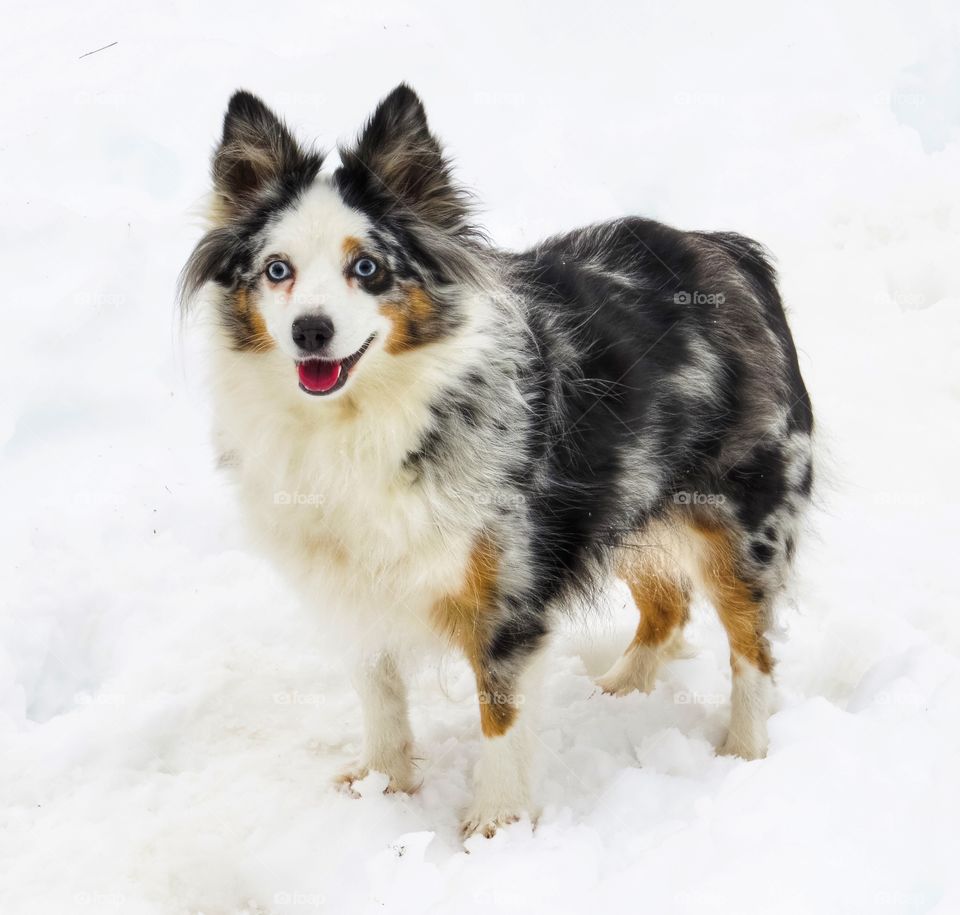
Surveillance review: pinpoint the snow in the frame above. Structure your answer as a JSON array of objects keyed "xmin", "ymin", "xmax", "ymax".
[{"xmin": 2, "ymin": 1, "xmax": 959, "ymax": 913}]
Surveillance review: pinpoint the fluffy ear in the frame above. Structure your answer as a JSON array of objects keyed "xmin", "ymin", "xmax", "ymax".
[
  {"xmin": 336, "ymin": 84, "xmax": 472, "ymax": 234},
  {"xmin": 211, "ymin": 90, "xmax": 323, "ymax": 223}
]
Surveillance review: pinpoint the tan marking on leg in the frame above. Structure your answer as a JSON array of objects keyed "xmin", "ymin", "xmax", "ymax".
[
  {"xmin": 477, "ymin": 691, "xmax": 518, "ymax": 738},
  {"xmin": 596, "ymin": 548, "xmax": 691, "ymax": 696},
  {"xmin": 379, "ymin": 285, "xmax": 439, "ymax": 355},
  {"xmin": 431, "ymin": 535, "xmax": 517, "ymax": 738},
  {"xmin": 693, "ymin": 522, "xmax": 773, "ymax": 675},
  {"xmin": 431, "ymin": 535, "xmax": 498, "ymax": 667},
  {"xmin": 619, "ymin": 556, "xmax": 690, "ymax": 650}
]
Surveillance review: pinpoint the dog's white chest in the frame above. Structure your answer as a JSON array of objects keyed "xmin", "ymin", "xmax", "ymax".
[{"xmin": 222, "ymin": 396, "xmax": 474, "ymax": 649}]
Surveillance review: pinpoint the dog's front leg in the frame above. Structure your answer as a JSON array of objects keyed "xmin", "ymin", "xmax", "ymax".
[
  {"xmin": 433, "ymin": 536, "xmax": 547, "ymax": 837},
  {"xmin": 461, "ymin": 646, "xmax": 544, "ymax": 839},
  {"xmin": 335, "ymin": 651, "xmax": 418, "ymax": 795}
]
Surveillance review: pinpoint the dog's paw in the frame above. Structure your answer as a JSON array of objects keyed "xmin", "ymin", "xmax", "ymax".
[
  {"xmin": 461, "ymin": 808, "xmax": 521, "ymax": 840},
  {"xmin": 596, "ymin": 633, "xmax": 692, "ymax": 696},
  {"xmin": 717, "ymin": 733, "xmax": 767, "ymax": 760},
  {"xmin": 334, "ymin": 757, "xmax": 418, "ymax": 796},
  {"xmin": 595, "ymin": 652, "xmax": 655, "ymax": 697},
  {"xmin": 461, "ymin": 790, "xmax": 531, "ymax": 839},
  {"xmin": 595, "ymin": 667, "xmax": 641, "ymax": 697}
]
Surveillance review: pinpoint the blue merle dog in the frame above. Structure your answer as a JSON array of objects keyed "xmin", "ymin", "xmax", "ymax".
[{"xmin": 180, "ymin": 84, "xmax": 814, "ymax": 837}]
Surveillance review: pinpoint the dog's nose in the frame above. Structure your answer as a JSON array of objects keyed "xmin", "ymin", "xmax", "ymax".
[{"xmin": 291, "ymin": 315, "xmax": 335, "ymax": 354}]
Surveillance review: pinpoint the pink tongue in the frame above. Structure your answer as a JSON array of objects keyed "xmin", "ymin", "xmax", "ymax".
[{"xmin": 298, "ymin": 360, "xmax": 342, "ymax": 393}]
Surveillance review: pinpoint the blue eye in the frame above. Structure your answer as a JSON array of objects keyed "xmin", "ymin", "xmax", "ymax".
[
  {"xmin": 354, "ymin": 257, "xmax": 378, "ymax": 278},
  {"xmin": 266, "ymin": 260, "xmax": 292, "ymax": 282}
]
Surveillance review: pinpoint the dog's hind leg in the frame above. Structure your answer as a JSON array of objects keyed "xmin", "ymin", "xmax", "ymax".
[
  {"xmin": 597, "ymin": 549, "xmax": 692, "ymax": 697},
  {"xmin": 693, "ymin": 520, "xmax": 775, "ymax": 760}
]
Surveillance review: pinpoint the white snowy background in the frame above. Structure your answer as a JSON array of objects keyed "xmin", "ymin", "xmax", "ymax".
[{"xmin": 2, "ymin": 2, "xmax": 959, "ymax": 913}]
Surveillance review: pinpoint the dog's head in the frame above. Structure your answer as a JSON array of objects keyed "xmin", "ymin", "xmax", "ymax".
[{"xmin": 180, "ymin": 85, "xmax": 484, "ymax": 398}]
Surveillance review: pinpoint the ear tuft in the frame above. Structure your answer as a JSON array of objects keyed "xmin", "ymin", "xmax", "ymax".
[
  {"xmin": 223, "ymin": 90, "xmax": 275, "ymax": 139},
  {"xmin": 210, "ymin": 90, "xmax": 323, "ymax": 224},
  {"xmin": 369, "ymin": 83, "xmax": 430, "ymax": 140}
]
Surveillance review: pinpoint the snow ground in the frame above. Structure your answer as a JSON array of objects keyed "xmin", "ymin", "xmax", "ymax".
[{"xmin": 2, "ymin": 1, "xmax": 959, "ymax": 913}]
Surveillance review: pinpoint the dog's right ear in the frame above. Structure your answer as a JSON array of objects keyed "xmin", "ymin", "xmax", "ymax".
[{"xmin": 210, "ymin": 91, "xmax": 323, "ymax": 223}]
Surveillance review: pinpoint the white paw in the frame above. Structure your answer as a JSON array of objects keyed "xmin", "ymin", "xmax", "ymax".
[
  {"xmin": 461, "ymin": 805, "xmax": 522, "ymax": 839},
  {"xmin": 718, "ymin": 733, "xmax": 767, "ymax": 760},
  {"xmin": 596, "ymin": 670, "xmax": 640, "ymax": 697},
  {"xmin": 334, "ymin": 753, "xmax": 418, "ymax": 796},
  {"xmin": 595, "ymin": 648, "xmax": 657, "ymax": 697},
  {"xmin": 461, "ymin": 777, "xmax": 532, "ymax": 839}
]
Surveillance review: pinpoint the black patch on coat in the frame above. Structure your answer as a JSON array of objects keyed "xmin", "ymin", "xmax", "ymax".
[
  {"xmin": 724, "ymin": 444, "xmax": 787, "ymax": 532},
  {"xmin": 750, "ymin": 540, "xmax": 776, "ymax": 565}
]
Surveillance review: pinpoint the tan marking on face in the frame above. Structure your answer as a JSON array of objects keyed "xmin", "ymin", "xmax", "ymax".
[
  {"xmin": 378, "ymin": 285, "xmax": 438, "ymax": 355},
  {"xmin": 233, "ymin": 287, "xmax": 275, "ymax": 352},
  {"xmin": 341, "ymin": 236, "xmax": 363, "ymax": 264},
  {"xmin": 692, "ymin": 521, "xmax": 773, "ymax": 674},
  {"xmin": 431, "ymin": 535, "xmax": 518, "ymax": 738}
]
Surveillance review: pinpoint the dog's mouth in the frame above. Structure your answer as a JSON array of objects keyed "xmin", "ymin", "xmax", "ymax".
[{"xmin": 296, "ymin": 334, "xmax": 376, "ymax": 396}]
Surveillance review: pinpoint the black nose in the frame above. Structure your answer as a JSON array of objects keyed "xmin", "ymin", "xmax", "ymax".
[{"xmin": 291, "ymin": 315, "xmax": 335, "ymax": 354}]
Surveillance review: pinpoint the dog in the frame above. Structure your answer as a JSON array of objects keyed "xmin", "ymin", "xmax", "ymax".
[{"xmin": 180, "ymin": 84, "xmax": 814, "ymax": 838}]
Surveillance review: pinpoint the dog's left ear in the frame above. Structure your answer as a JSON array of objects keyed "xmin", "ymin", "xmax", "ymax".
[{"xmin": 337, "ymin": 84, "xmax": 470, "ymax": 234}]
